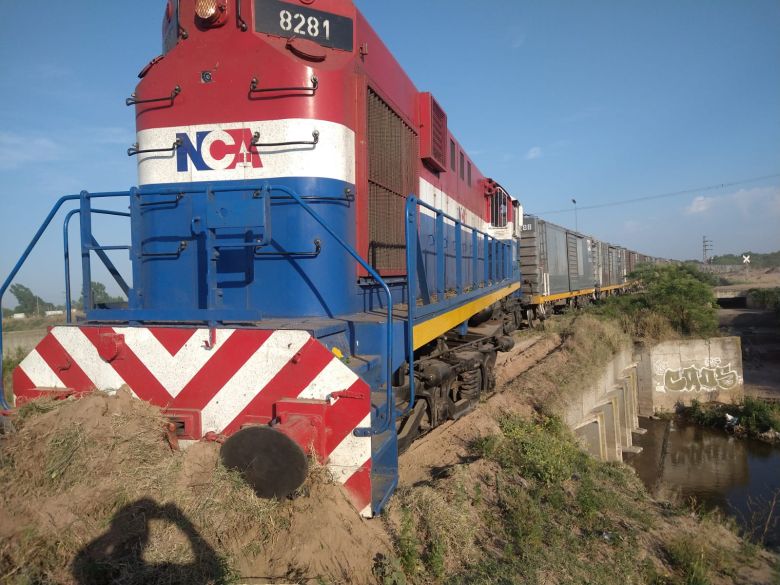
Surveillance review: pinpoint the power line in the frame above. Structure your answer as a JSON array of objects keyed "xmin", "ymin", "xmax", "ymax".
[{"xmin": 536, "ymin": 172, "xmax": 780, "ymax": 216}]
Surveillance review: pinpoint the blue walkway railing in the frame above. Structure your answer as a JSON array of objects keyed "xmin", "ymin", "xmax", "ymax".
[
  {"xmin": 403, "ymin": 195, "xmax": 514, "ymax": 417},
  {"xmin": 266, "ymin": 184, "xmax": 395, "ymax": 436},
  {"xmin": 0, "ymin": 185, "xmax": 396, "ymax": 434},
  {"xmin": 1, "ymin": 191, "xmax": 132, "ymax": 410},
  {"xmin": 2, "ymin": 187, "xmax": 510, "ymax": 431}
]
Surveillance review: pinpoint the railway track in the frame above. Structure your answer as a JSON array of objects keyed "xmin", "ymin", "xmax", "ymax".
[{"xmin": 398, "ymin": 329, "xmax": 564, "ymax": 487}]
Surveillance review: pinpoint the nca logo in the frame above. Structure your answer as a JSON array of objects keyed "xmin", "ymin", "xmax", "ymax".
[{"xmin": 176, "ymin": 129, "xmax": 262, "ymax": 172}]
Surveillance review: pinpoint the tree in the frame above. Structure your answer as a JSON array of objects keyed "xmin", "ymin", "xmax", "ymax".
[
  {"xmin": 2, "ymin": 308, "xmax": 13, "ymax": 319},
  {"xmin": 76, "ymin": 282, "xmax": 127, "ymax": 309},
  {"xmin": 630, "ymin": 264, "xmax": 718, "ymax": 336},
  {"xmin": 9, "ymin": 284, "xmax": 55, "ymax": 317}
]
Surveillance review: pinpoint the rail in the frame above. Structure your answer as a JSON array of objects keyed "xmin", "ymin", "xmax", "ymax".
[
  {"xmin": 403, "ymin": 195, "xmax": 514, "ymax": 418},
  {"xmin": 0, "ymin": 191, "xmax": 131, "ymax": 410}
]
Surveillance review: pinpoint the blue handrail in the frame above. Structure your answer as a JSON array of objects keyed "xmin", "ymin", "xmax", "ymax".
[
  {"xmin": 1, "ymin": 195, "xmax": 81, "ymax": 409},
  {"xmin": 403, "ymin": 195, "xmax": 513, "ymax": 419},
  {"xmin": 1, "ymin": 192, "xmax": 131, "ymax": 410},
  {"xmin": 267, "ymin": 184, "xmax": 396, "ymax": 436}
]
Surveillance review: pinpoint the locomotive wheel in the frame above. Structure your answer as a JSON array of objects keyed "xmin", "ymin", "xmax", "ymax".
[
  {"xmin": 220, "ymin": 426, "xmax": 309, "ymax": 500},
  {"xmin": 525, "ymin": 308, "xmax": 539, "ymax": 329}
]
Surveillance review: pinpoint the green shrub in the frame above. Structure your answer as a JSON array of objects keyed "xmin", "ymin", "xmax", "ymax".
[
  {"xmin": 454, "ymin": 415, "xmax": 658, "ymax": 584},
  {"xmin": 682, "ymin": 398, "xmax": 780, "ymax": 436},
  {"xmin": 591, "ymin": 264, "xmax": 718, "ymax": 338},
  {"xmin": 493, "ymin": 415, "xmax": 586, "ymax": 486},
  {"xmin": 747, "ymin": 288, "xmax": 780, "ymax": 316},
  {"xmin": 398, "ymin": 508, "xmax": 420, "ymax": 576},
  {"xmin": 667, "ymin": 536, "xmax": 712, "ymax": 585}
]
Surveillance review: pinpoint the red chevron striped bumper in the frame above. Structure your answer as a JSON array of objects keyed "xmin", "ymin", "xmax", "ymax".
[{"xmin": 13, "ymin": 326, "xmax": 373, "ymax": 517}]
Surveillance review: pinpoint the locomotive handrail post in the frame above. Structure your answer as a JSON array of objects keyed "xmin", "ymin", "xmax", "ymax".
[
  {"xmin": 0, "ymin": 194, "xmax": 81, "ymax": 410},
  {"xmin": 471, "ymin": 230, "xmax": 478, "ymax": 290},
  {"xmin": 435, "ymin": 213, "xmax": 445, "ymax": 301},
  {"xmin": 63, "ymin": 209, "xmax": 80, "ymax": 324},
  {"xmin": 455, "ymin": 221, "xmax": 463, "ymax": 295},
  {"xmin": 483, "ymin": 234, "xmax": 490, "ymax": 285},
  {"xmin": 500, "ymin": 242, "xmax": 505, "ymax": 280},
  {"xmin": 79, "ymin": 192, "xmax": 93, "ymax": 311},
  {"xmin": 266, "ymin": 184, "xmax": 396, "ymax": 436},
  {"xmin": 403, "ymin": 196, "xmax": 419, "ymax": 419}
]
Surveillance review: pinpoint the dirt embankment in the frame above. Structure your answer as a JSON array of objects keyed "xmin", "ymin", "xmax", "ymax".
[
  {"xmin": 715, "ymin": 266, "xmax": 780, "ymax": 291},
  {"xmin": 1, "ymin": 315, "xmax": 778, "ymax": 584},
  {"xmin": 717, "ymin": 268, "xmax": 780, "ymax": 402},
  {"xmin": 0, "ymin": 390, "xmax": 391, "ymax": 585}
]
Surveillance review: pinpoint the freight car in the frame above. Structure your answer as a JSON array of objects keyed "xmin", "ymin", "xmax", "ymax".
[
  {"xmin": 0, "ymin": 0, "xmax": 651, "ymax": 517},
  {"xmin": 519, "ymin": 215, "xmax": 650, "ymax": 322}
]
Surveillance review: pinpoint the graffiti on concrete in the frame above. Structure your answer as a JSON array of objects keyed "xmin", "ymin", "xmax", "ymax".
[{"xmin": 661, "ymin": 362, "xmax": 739, "ymax": 393}]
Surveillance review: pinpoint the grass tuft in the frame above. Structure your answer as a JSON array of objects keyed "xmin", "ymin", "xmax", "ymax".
[
  {"xmin": 0, "ymin": 391, "xmax": 287, "ymax": 584},
  {"xmin": 685, "ymin": 397, "xmax": 780, "ymax": 438}
]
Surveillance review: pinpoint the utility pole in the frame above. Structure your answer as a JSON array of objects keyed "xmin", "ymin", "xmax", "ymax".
[
  {"xmin": 702, "ymin": 235, "xmax": 713, "ymax": 264},
  {"xmin": 572, "ymin": 198, "xmax": 578, "ymax": 232}
]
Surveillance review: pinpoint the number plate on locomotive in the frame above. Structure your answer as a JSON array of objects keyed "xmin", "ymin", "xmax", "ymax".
[{"xmin": 254, "ymin": 0, "xmax": 354, "ymax": 52}]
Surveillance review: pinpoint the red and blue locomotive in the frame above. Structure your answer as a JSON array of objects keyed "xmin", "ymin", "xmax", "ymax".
[{"xmin": 1, "ymin": 0, "xmax": 524, "ymax": 516}]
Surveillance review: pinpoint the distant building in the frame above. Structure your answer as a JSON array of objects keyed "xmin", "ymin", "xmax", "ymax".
[
  {"xmin": 45, "ymin": 310, "xmax": 64, "ymax": 317},
  {"xmin": 12, "ymin": 313, "xmax": 26, "ymax": 320}
]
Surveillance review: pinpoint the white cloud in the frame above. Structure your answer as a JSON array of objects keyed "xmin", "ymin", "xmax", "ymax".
[
  {"xmin": 0, "ymin": 132, "xmax": 61, "ymax": 171},
  {"xmin": 525, "ymin": 146, "xmax": 542, "ymax": 160},
  {"xmin": 685, "ymin": 195, "xmax": 714, "ymax": 214},
  {"xmin": 511, "ymin": 34, "xmax": 526, "ymax": 49},
  {"xmin": 684, "ymin": 186, "xmax": 780, "ymax": 218},
  {"xmin": 730, "ymin": 186, "xmax": 780, "ymax": 218}
]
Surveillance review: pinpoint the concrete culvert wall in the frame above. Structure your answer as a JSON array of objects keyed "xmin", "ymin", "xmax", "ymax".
[
  {"xmin": 562, "ymin": 347, "xmax": 644, "ymax": 462},
  {"xmin": 556, "ymin": 333, "xmax": 745, "ymax": 460},
  {"xmin": 636, "ymin": 337, "xmax": 744, "ymax": 415}
]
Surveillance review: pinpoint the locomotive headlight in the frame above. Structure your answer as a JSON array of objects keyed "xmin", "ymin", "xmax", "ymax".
[
  {"xmin": 195, "ymin": 0, "xmax": 217, "ymax": 19},
  {"xmin": 195, "ymin": 0, "xmax": 223, "ymax": 23}
]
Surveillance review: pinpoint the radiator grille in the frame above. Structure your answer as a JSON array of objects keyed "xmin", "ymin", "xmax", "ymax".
[
  {"xmin": 429, "ymin": 99, "xmax": 447, "ymax": 166},
  {"xmin": 367, "ymin": 88, "xmax": 417, "ymax": 272}
]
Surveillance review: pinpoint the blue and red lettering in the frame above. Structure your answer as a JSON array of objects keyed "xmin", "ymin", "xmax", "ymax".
[{"xmin": 176, "ymin": 129, "xmax": 262, "ymax": 172}]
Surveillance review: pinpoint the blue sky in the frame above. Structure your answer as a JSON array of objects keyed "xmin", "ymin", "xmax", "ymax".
[{"xmin": 1, "ymin": 1, "xmax": 779, "ymax": 307}]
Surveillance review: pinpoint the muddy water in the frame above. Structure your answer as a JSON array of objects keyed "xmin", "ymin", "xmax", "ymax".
[{"xmin": 626, "ymin": 418, "xmax": 780, "ymax": 550}]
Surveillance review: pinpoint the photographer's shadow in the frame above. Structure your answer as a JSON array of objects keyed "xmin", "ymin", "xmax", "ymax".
[{"xmin": 72, "ymin": 498, "xmax": 228, "ymax": 585}]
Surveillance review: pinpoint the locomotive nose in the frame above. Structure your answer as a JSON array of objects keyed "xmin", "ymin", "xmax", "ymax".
[{"xmin": 220, "ymin": 426, "xmax": 309, "ymax": 499}]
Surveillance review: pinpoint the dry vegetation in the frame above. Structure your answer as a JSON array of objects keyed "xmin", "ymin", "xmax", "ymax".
[
  {"xmin": 1, "ymin": 311, "xmax": 778, "ymax": 584},
  {"xmin": 0, "ymin": 390, "xmax": 390, "ymax": 585},
  {"xmin": 383, "ymin": 425, "xmax": 778, "ymax": 585},
  {"xmin": 380, "ymin": 316, "xmax": 779, "ymax": 585}
]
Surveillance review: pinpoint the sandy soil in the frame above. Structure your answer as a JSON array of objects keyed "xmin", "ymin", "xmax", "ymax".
[
  {"xmin": 714, "ymin": 266, "xmax": 780, "ymax": 291},
  {"xmin": 0, "ymin": 391, "xmax": 392, "ymax": 585},
  {"xmin": 399, "ymin": 333, "xmax": 561, "ymax": 488}
]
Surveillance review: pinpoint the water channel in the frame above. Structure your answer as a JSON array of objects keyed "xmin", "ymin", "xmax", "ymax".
[{"xmin": 626, "ymin": 418, "xmax": 780, "ymax": 550}]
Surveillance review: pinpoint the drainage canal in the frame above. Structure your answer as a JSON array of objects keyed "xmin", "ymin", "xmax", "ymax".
[{"xmin": 626, "ymin": 418, "xmax": 780, "ymax": 550}]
